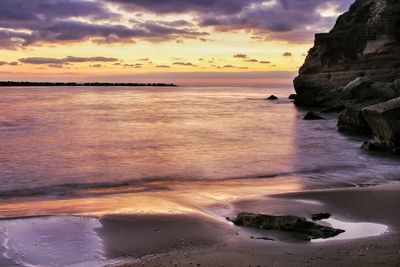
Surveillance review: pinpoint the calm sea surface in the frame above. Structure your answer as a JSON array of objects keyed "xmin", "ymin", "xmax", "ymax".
[{"xmin": 0, "ymin": 85, "xmax": 399, "ymax": 214}]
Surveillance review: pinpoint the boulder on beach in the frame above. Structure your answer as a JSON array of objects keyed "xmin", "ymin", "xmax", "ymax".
[
  {"xmin": 303, "ymin": 111, "xmax": 325, "ymax": 120},
  {"xmin": 266, "ymin": 95, "xmax": 278, "ymax": 100},
  {"xmin": 338, "ymin": 105, "xmax": 372, "ymax": 133},
  {"xmin": 362, "ymin": 97, "xmax": 400, "ymax": 153},
  {"xmin": 232, "ymin": 212, "xmax": 344, "ymax": 241},
  {"xmin": 339, "ymin": 77, "xmax": 374, "ymax": 100}
]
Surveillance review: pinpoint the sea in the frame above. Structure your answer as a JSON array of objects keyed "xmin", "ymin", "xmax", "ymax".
[{"xmin": 0, "ymin": 85, "xmax": 399, "ymax": 217}]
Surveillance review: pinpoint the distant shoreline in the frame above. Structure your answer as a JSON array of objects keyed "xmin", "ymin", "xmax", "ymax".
[{"xmin": 0, "ymin": 81, "xmax": 177, "ymax": 87}]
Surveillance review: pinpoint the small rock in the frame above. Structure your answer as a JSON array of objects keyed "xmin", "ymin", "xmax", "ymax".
[
  {"xmin": 288, "ymin": 94, "xmax": 298, "ymax": 100},
  {"xmin": 303, "ymin": 111, "xmax": 325, "ymax": 120},
  {"xmin": 338, "ymin": 106, "xmax": 371, "ymax": 133},
  {"xmin": 311, "ymin": 212, "xmax": 331, "ymax": 221},
  {"xmin": 266, "ymin": 95, "xmax": 278, "ymax": 100},
  {"xmin": 361, "ymin": 141, "xmax": 384, "ymax": 152}
]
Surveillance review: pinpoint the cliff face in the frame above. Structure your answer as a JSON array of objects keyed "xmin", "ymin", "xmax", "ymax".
[{"xmin": 294, "ymin": 0, "xmax": 400, "ymax": 107}]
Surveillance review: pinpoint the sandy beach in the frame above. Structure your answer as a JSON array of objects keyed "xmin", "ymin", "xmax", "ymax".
[
  {"xmin": 1, "ymin": 184, "xmax": 399, "ymax": 266},
  {"xmin": 117, "ymin": 184, "xmax": 400, "ymax": 267}
]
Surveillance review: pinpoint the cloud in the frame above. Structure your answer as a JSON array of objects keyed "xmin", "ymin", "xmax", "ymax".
[
  {"xmin": 282, "ymin": 52, "xmax": 292, "ymax": 56},
  {"xmin": 156, "ymin": 65, "xmax": 170, "ymax": 68},
  {"xmin": 63, "ymin": 56, "xmax": 118, "ymax": 63},
  {"xmin": 0, "ymin": 0, "xmax": 354, "ymax": 49},
  {"xmin": 90, "ymin": 64, "xmax": 102, "ymax": 68},
  {"xmin": 173, "ymin": 62, "xmax": 197, "ymax": 67},
  {"xmin": 19, "ymin": 56, "xmax": 118, "ymax": 65},
  {"xmin": 106, "ymin": 0, "xmax": 353, "ymax": 43},
  {"xmin": 234, "ymin": 53, "xmax": 247, "ymax": 58},
  {"xmin": 47, "ymin": 64, "xmax": 64, "ymax": 68},
  {"xmin": 19, "ymin": 57, "xmax": 65, "ymax": 64},
  {"xmin": 106, "ymin": 0, "xmax": 263, "ymax": 15},
  {"xmin": 259, "ymin": 61, "xmax": 271, "ymax": 64},
  {"xmin": 0, "ymin": 61, "xmax": 18, "ymax": 66},
  {"xmin": 0, "ymin": 30, "xmax": 32, "ymax": 49},
  {"xmin": 244, "ymin": 59, "xmax": 258, "ymax": 62},
  {"xmin": 198, "ymin": 0, "xmax": 354, "ymax": 42},
  {"xmin": 0, "ymin": 0, "xmax": 210, "ymax": 48}
]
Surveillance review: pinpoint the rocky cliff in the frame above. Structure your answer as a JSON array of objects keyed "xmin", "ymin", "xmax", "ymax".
[
  {"xmin": 293, "ymin": 0, "xmax": 400, "ymax": 153},
  {"xmin": 294, "ymin": 0, "xmax": 400, "ymax": 107}
]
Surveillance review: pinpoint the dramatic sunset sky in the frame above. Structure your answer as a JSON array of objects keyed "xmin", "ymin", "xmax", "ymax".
[{"xmin": 0, "ymin": 0, "xmax": 353, "ymax": 84}]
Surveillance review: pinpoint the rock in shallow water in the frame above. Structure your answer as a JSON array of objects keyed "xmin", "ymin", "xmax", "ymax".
[
  {"xmin": 266, "ymin": 95, "xmax": 278, "ymax": 100},
  {"xmin": 338, "ymin": 105, "xmax": 372, "ymax": 133},
  {"xmin": 232, "ymin": 212, "xmax": 344, "ymax": 241},
  {"xmin": 303, "ymin": 112, "xmax": 325, "ymax": 120}
]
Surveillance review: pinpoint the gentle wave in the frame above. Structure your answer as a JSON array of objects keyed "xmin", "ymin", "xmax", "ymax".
[{"xmin": 0, "ymin": 164, "xmax": 371, "ymax": 200}]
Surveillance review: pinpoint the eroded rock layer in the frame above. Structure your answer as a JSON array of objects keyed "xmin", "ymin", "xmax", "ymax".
[{"xmin": 294, "ymin": 0, "xmax": 400, "ymax": 107}]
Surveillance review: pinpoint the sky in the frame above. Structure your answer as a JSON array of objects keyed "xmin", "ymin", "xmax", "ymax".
[{"xmin": 0, "ymin": 0, "xmax": 353, "ymax": 84}]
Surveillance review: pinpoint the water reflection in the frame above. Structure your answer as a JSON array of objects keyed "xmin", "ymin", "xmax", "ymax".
[
  {"xmin": 313, "ymin": 218, "xmax": 388, "ymax": 242},
  {"xmin": 1, "ymin": 85, "xmax": 399, "ymax": 218},
  {"xmin": 0, "ymin": 176, "xmax": 302, "ymax": 218}
]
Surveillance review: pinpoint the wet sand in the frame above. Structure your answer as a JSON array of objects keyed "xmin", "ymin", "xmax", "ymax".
[
  {"xmin": 114, "ymin": 184, "xmax": 400, "ymax": 266},
  {"xmin": 1, "ymin": 184, "xmax": 399, "ymax": 266}
]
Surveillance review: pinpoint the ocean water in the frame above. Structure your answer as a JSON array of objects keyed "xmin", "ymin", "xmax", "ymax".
[{"xmin": 0, "ymin": 85, "xmax": 399, "ymax": 216}]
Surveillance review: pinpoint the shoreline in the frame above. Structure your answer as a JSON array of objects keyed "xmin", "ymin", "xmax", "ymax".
[{"xmin": 0, "ymin": 183, "xmax": 399, "ymax": 266}]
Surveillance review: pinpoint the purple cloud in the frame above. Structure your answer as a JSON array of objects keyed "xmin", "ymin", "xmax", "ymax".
[
  {"xmin": 108, "ymin": 0, "xmax": 354, "ymax": 43},
  {"xmin": 199, "ymin": 0, "xmax": 354, "ymax": 42},
  {"xmin": 0, "ymin": 60, "xmax": 18, "ymax": 66},
  {"xmin": 0, "ymin": 0, "xmax": 209, "ymax": 48},
  {"xmin": 106, "ymin": 0, "xmax": 264, "ymax": 15},
  {"xmin": 0, "ymin": 0, "xmax": 354, "ymax": 49}
]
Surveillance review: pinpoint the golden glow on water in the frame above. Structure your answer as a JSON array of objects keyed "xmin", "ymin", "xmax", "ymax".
[
  {"xmin": 0, "ymin": 86, "xmax": 305, "ymax": 219},
  {"xmin": 1, "ymin": 86, "xmax": 399, "ymax": 220},
  {"xmin": 0, "ymin": 177, "xmax": 302, "ymax": 218}
]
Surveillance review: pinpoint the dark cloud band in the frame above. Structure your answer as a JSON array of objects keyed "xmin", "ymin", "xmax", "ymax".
[{"xmin": 0, "ymin": 0, "xmax": 353, "ymax": 49}]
